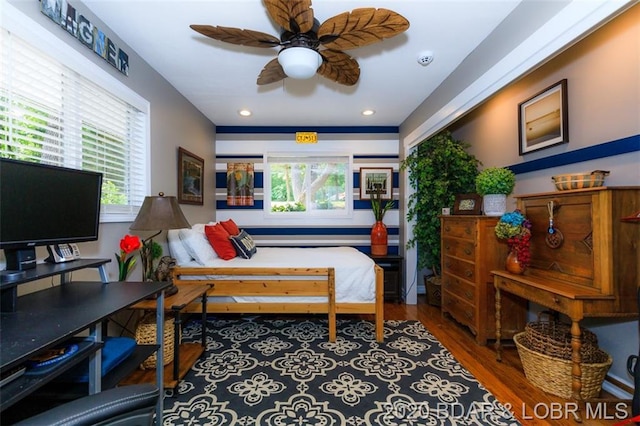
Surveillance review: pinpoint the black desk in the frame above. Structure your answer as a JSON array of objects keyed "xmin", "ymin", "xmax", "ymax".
[
  {"xmin": 0, "ymin": 280, "xmax": 169, "ymax": 422},
  {"xmin": 0, "ymin": 258, "xmax": 111, "ymax": 312}
]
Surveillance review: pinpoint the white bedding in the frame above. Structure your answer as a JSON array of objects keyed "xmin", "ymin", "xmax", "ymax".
[{"xmin": 168, "ymin": 227, "xmax": 376, "ymax": 304}]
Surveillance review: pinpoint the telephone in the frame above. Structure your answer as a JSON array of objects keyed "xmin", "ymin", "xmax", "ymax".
[{"xmin": 46, "ymin": 243, "xmax": 81, "ymax": 263}]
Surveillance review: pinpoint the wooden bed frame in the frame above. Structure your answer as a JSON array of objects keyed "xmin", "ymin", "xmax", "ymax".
[{"xmin": 171, "ymin": 264, "xmax": 385, "ymax": 342}]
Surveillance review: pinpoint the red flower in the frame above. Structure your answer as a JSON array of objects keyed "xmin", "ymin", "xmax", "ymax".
[
  {"xmin": 120, "ymin": 234, "xmax": 141, "ymax": 254},
  {"xmin": 116, "ymin": 235, "xmax": 141, "ymax": 281}
]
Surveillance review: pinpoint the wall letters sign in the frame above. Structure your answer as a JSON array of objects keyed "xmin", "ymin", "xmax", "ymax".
[{"xmin": 40, "ymin": 0, "xmax": 129, "ymax": 76}]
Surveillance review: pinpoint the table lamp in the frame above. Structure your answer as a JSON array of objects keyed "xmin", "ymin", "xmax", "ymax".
[{"xmin": 130, "ymin": 192, "xmax": 190, "ymax": 295}]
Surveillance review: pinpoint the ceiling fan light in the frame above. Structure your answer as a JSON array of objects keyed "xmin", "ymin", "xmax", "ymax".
[{"xmin": 278, "ymin": 47, "xmax": 322, "ymax": 80}]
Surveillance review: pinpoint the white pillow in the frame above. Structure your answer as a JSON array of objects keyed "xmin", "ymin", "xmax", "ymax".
[
  {"xmin": 178, "ymin": 223, "xmax": 218, "ymax": 265},
  {"xmin": 167, "ymin": 229, "xmax": 192, "ymax": 265}
]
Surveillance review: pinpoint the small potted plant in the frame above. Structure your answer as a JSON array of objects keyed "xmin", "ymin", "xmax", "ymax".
[{"xmin": 475, "ymin": 167, "xmax": 516, "ymax": 216}]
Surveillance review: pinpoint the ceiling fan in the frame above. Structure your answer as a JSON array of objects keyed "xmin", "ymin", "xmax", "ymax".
[{"xmin": 190, "ymin": 0, "xmax": 409, "ymax": 86}]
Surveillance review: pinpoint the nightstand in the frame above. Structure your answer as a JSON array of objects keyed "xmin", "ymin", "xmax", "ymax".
[{"xmin": 368, "ymin": 254, "xmax": 404, "ymax": 303}]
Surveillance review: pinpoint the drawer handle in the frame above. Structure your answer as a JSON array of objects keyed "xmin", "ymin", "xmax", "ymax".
[
  {"xmin": 465, "ymin": 311, "xmax": 473, "ymax": 320},
  {"xmin": 464, "ymin": 290, "xmax": 473, "ymax": 299},
  {"xmin": 464, "ymin": 248, "xmax": 472, "ymax": 256},
  {"xmin": 553, "ymin": 297, "xmax": 560, "ymax": 304},
  {"xmin": 465, "ymin": 227, "xmax": 471, "ymax": 235},
  {"xmin": 465, "ymin": 270, "xmax": 473, "ymax": 278},
  {"xmin": 445, "ymin": 244, "xmax": 451, "ymax": 251},
  {"xmin": 444, "ymin": 225, "xmax": 451, "ymax": 232}
]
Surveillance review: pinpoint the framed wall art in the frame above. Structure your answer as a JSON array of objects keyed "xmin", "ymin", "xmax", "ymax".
[
  {"xmin": 178, "ymin": 147, "xmax": 204, "ymax": 205},
  {"xmin": 518, "ymin": 79, "xmax": 568, "ymax": 155},
  {"xmin": 360, "ymin": 167, "xmax": 393, "ymax": 200},
  {"xmin": 227, "ymin": 162, "xmax": 255, "ymax": 206},
  {"xmin": 453, "ymin": 193, "xmax": 482, "ymax": 215}
]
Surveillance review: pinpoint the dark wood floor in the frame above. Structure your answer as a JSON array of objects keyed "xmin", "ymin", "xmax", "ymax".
[{"xmin": 375, "ymin": 296, "xmax": 632, "ymax": 426}]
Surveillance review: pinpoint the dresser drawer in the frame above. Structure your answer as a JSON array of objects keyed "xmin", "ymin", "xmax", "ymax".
[
  {"xmin": 443, "ymin": 256, "xmax": 476, "ymax": 282},
  {"xmin": 442, "ymin": 219, "xmax": 476, "ymax": 240},
  {"xmin": 443, "ymin": 273, "xmax": 475, "ymax": 305},
  {"xmin": 442, "ymin": 238, "xmax": 475, "ymax": 261},
  {"xmin": 443, "ymin": 291, "xmax": 476, "ymax": 330}
]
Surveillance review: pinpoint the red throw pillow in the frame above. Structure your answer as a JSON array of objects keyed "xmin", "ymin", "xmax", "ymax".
[
  {"xmin": 219, "ymin": 218, "xmax": 240, "ymax": 236},
  {"xmin": 204, "ymin": 224, "xmax": 236, "ymax": 260}
]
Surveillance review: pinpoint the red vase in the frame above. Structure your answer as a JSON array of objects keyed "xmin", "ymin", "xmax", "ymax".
[
  {"xmin": 505, "ymin": 248, "xmax": 526, "ymax": 275},
  {"xmin": 371, "ymin": 221, "xmax": 388, "ymax": 256}
]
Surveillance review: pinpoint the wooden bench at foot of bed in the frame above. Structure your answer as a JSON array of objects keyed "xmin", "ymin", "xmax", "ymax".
[{"xmin": 171, "ymin": 264, "xmax": 385, "ymax": 342}]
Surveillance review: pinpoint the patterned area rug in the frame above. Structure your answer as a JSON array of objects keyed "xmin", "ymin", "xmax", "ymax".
[{"xmin": 163, "ymin": 317, "xmax": 520, "ymax": 425}]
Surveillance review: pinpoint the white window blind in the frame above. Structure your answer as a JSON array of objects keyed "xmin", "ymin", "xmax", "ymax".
[{"xmin": 0, "ymin": 28, "xmax": 148, "ymax": 221}]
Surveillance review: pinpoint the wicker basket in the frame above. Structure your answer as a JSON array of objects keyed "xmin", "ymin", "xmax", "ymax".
[
  {"xmin": 551, "ymin": 170, "xmax": 609, "ymax": 191},
  {"xmin": 514, "ymin": 332, "xmax": 612, "ymax": 399},
  {"xmin": 135, "ymin": 313, "xmax": 177, "ymax": 370},
  {"xmin": 524, "ymin": 312, "xmax": 600, "ymax": 362}
]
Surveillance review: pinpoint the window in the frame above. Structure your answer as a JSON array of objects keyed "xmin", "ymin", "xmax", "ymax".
[
  {"xmin": 265, "ymin": 154, "xmax": 352, "ymax": 217},
  {"xmin": 0, "ymin": 24, "xmax": 149, "ymax": 222}
]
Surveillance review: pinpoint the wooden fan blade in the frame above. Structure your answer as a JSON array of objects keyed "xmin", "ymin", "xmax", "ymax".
[
  {"xmin": 264, "ymin": 0, "xmax": 314, "ymax": 34},
  {"xmin": 257, "ymin": 58, "xmax": 287, "ymax": 85},
  {"xmin": 318, "ymin": 8, "xmax": 409, "ymax": 51},
  {"xmin": 318, "ymin": 50, "xmax": 360, "ymax": 86},
  {"xmin": 190, "ymin": 25, "xmax": 281, "ymax": 48}
]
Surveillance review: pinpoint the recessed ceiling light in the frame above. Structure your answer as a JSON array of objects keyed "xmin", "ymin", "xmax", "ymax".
[
  {"xmin": 362, "ymin": 109, "xmax": 375, "ymax": 116},
  {"xmin": 238, "ymin": 109, "xmax": 252, "ymax": 117}
]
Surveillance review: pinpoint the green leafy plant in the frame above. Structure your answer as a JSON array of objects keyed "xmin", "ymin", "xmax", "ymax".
[
  {"xmin": 475, "ymin": 167, "xmax": 516, "ymax": 196},
  {"xmin": 401, "ymin": 130, "xmax": 480, "ymax": 274},
  {"xmin": 370, "ymin": 185, "xmax": 395, "ymax": 221}
]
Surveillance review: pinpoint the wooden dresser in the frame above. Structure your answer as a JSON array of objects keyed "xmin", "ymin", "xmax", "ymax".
[
  {"xmin": 493, "ymin": 187, "xmax": 639, "ymax": 401},
  {"xmin": 441, "ymin": 215, "xmax": 526, "ymax": 345}
]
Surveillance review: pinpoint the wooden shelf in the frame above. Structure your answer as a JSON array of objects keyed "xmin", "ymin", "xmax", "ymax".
[{"xmin": 119, "ymin": 343, "xmax": 205, "ymax": 389}]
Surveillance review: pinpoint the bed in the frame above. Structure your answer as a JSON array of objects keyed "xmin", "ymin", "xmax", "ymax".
[{"xmin": 167, "ymin": 224, "xmax": 384, "ymax": 342}]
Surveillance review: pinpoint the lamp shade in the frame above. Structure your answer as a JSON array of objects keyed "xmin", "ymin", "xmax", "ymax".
[
  {"xmin": 277, "ymin": 47, "xmax": 322, "ymax": 79},
  {"xmin": 130, "ymin": 193, "xmax": 190, "ymax": 231}
]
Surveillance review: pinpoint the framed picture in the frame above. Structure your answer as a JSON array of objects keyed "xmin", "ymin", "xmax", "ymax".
[
  {"xmin": 360, "ymin": 167, "xmax": 393, "ymax": 200},
  {"xmin": 178, "ymin": 147, "xmax": 204, "ymax": 205},
  {"xmin": 453, "ymin": 193, "xmax": 482, "ymax": 215},
  {"xmin": 518, "ymin": 79, "xmax": 568, "ymax": 155}
]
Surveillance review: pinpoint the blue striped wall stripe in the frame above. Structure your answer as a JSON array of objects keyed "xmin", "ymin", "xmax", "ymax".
[
  {"xmin": 508, "ymin": 135, "xmax": 639, "ymax": 174},
  {"xmin": 216, "ymin": 126, "xmax": 399, "ymax": 134},
  {"xmin": 243, "ymin": 227, "xmax": 399, "ymax": 236},
  {"xmin": 215, "ymin": 199, "xmax": 400, "ymax": 211},
  {"xmin": 217, "ymin": 200, "xmax": 264, "ymax": 210},
  {"xmin": 247, "ymin": 245, "xmax": 399, "ymax": 255},
  {"xmin": 216, "ymin": 171, "xmax": 399, "ymax": 191}
]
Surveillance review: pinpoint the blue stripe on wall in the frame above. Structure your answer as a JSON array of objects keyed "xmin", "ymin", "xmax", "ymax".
[
  {"xmin": 244, "ymin": 227, "xmax": 399, "ymax": 236},
  {"xmin": 508, "ymin": 135, "xmax": 639, "ymax": 174},
  {"xmin": 217, "ymin": 200, "xmax": 264, "ymax": 209},
  {"xmin": 216, "ymin": 126, "xmax": 399, "ymax": 134}
]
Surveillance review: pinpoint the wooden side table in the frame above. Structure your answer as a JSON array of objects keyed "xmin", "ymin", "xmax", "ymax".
[{"xmin": 120, "ymin": 284, "xmax": 210, "ymax": 390}]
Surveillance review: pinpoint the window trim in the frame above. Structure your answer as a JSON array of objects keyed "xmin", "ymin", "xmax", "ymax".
[
  {"xmin": 3, "ymin": 3, "xmax": 150, "ymax": 223},
  {"xmin": 264, "ymin": 152, "xmax": 353, "ymax": 219}
]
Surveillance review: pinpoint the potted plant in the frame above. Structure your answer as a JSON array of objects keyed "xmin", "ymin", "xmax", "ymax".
[
  {"xmin": 370, "ymin": 185, "xmax": 395, "ymax": 256},
  {"xmin": 401, "ymin": 130, "xmax": 480, "ymax": 287},
  {"xmin": 475, "ymin": 167, "xmax": 516, "ymax": 216}
]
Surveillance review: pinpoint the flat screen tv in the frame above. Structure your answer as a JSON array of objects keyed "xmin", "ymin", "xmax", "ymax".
[{"xmin": 0, "ymin": 158, "xmax": 103, "ymax": 269}]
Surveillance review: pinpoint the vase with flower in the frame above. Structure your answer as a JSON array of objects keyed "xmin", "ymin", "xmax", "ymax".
[
  {"xmin": 370, "ymin": 184, "xmax": 395, "ymax": 256},
  {"xmin": 115, "ymin": 234, "xmax": 142, "ymax": 281},
  {"xmin": 495, "ymin": 210, "xmax": 532, "ymax": 274}
]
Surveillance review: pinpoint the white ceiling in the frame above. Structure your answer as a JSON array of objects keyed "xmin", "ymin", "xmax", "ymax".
[{"xmin": 82, "ymin": 1, "xmax": 631, "ymax": 130}]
